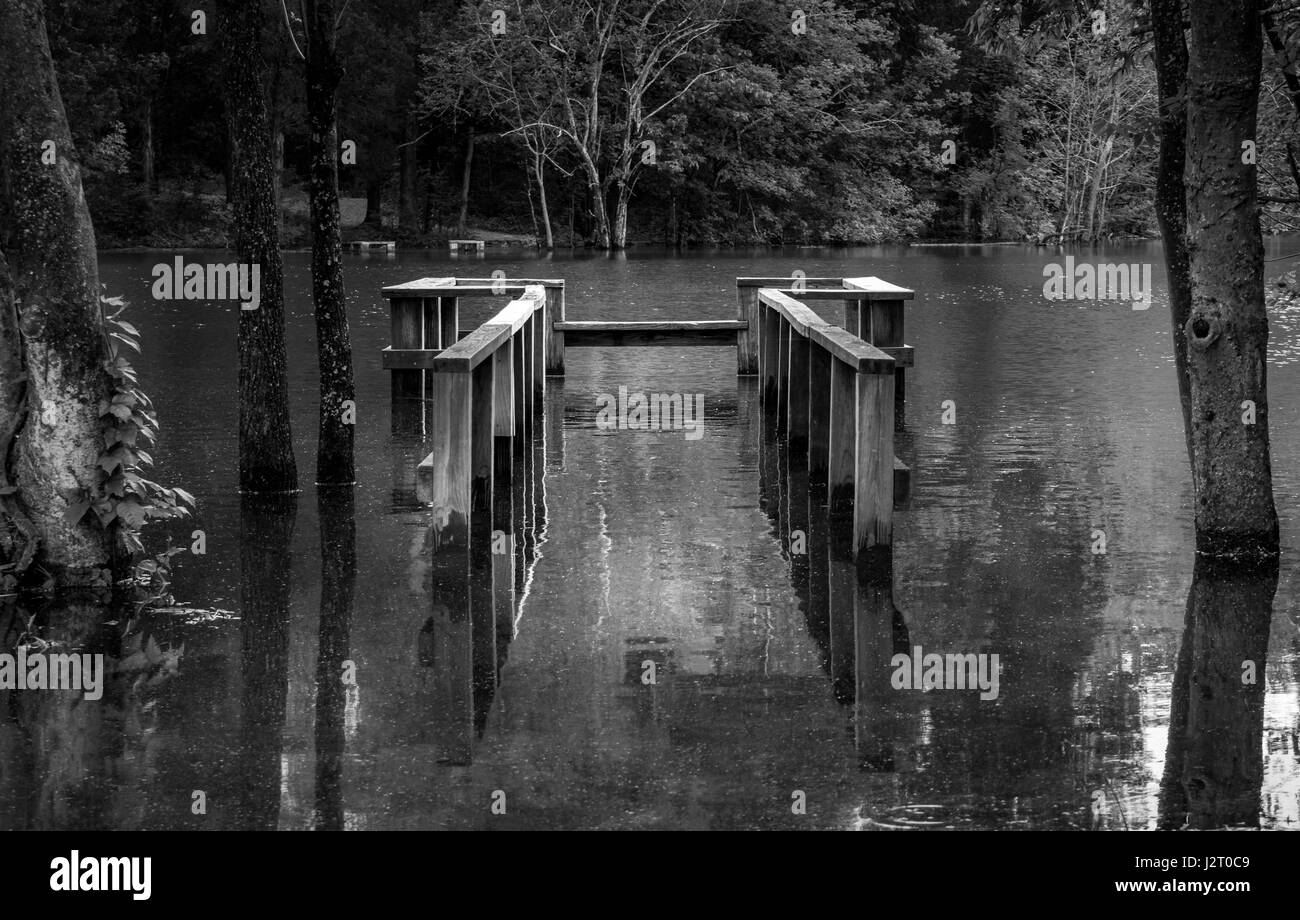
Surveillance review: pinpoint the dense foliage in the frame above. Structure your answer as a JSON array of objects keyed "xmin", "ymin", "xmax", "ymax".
[{"xmin": 44, "ymin": 0, "xmax": 1300, "ymax": 247}]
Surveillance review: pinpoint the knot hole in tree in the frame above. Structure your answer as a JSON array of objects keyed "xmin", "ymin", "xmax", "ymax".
[{"xmin": 1187, "ymin": 314, "xmax": 1221, "ymax": 350}]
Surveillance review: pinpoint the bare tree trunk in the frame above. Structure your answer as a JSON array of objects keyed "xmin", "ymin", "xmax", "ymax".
[
  {"xmin": 1183, "ymin": 0, "xmax": 1278, "ymax": 556},
  {"xmin": 534, "ymin": 151, "xmax": 553, "ymax": 250},
  {"xmin": 218, "ymin": 0, "xmax": 298, "ymax": 494},
  {"xmin": 1152, "ymin": 0, "xmax": 1194, "ymax": 469},
  {"xmin": 305, "ymin": 0, "xmax": 355, "ymax": 487},
  {"xmin": 613, "ymin": 180, "xmax": 630, "ymax": 250},
  {"xmin": 457, "ymin": 132, "xmax": 475, "ymax": 239},
  {"xmin": 0, "ymin": 0, "xmax": 114, "ymax": 585}
]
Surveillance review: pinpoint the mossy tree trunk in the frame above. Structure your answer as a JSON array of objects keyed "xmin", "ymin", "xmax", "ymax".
[{"xmin": 0, "ymin": 0, "xmax": 114, "ymax": 587}]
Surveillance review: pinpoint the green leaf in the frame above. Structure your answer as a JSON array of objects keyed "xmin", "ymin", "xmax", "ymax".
[{"xmin": 173, "ymin": 487, "xmax": 197, "ymax": 506}]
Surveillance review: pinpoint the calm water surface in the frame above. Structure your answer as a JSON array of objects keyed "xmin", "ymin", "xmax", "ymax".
[{"xmin": 1, "ymin": 243, "xmax": 1297, "ymax": 830}]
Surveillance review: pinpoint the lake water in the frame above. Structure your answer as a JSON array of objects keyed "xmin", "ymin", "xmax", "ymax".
[{"xmin": 1, "ymin": 243, "xmax": 1297, "ymax": 830}]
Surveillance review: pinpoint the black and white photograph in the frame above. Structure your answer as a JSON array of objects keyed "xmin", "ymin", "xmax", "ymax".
[{"xmin": 0, "ymin": 0, "xmax": 1293, "ymax": 886}]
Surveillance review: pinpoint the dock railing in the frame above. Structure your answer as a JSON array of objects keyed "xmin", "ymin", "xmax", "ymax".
[{"xmin": 382, "ymin": 273, "xmax": 912, "ymax": 558}]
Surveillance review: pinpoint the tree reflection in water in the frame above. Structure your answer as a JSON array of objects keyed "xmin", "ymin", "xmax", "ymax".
[{"xmin": 1159, "ymin": 555, "xmax": 1277, "ymax": 830}]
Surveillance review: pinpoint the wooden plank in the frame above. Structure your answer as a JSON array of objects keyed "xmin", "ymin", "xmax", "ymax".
[
  {"xmin": 807, "ymin": 325, "xmax": 895, "ymax": 375},
  {"xmin": 737, "ymin": 276, "xmax": 846, "ymax": 288},
  {"xmin": 452, "ymin": 277, "xmax": 564, "ymax": 289},
  {"xmin": 512, "ymin": 327, "xmax": 526, "ymax": 459},
  {"xmin": 736, "ymin": 286, "xmax": 759, "ymax": 375},
  {"xmin": 843, "ymin": 277, "xmax": 916, "ymax": 300},
  {"xmin": 422, "ymin": 297, "xmax": 438, "ymax": 400},
  {"xmin": 472, "ymin": 360, "xmax": 494, "ymax": 517},
  {"xmin": 382, "ymin": 276, "xmax": 455, "ymax": 298},
  {"xmin": 434, "ymin": 291, "xmax": 543, "ymax": 372},
  {"xmin": 828, "ymin": 359, "xmax": 855, "ymax": 520},
  {"xmin": 382, "ymin": 347, "xmax": 442, "ymax": 370},
  {"xmin": 878, "ymin": 345, "xmax": 914, "ymax": 368},
  {"xmin": 555, "ymin": 320, "xmax": 745, "ymax": 333},
  {"xmin": 532, "ymin": 291, "xmax": 545, "ymax": 407},
  {"xmin": 390, "ymin": 296, "xmax": 424, "ymax": 400},
  {"xmin": 761, "ymin": 301, "xmax": 780, "ymax": 414},
  {"xmin": 757, "ymin": 289, "xmax": 831, "ymax": 336},
  {"xmin": 523, "ymin": 314, "xmax": 535, "ymax": 440},
  {"xmin": 433, "ymin": 324, "xmax": 512, "ymax": 372},
  {"xmin": 439, "ymin": 296, "xmax": 459, "ymax": 351},
  {"xmin": 808, "ymin": 345, "xmax": 832, "ymax": 491},
  {"xmin": 428, "ymin": 285, "xmax": 532, "ymax": 298},
  {"xmin": 558, "ymin": 320, "xmax": 743, "ymax": 348},
  {"xmin": 765, "ymin": 288, "xmax": 905, "ymax": 301},
  {"xmin": 493, "ymin": 338, "xmax": 513, "ymax": 437},
  {"xmin": 777, "ymin": 317, "xmax": 790, "ymax": 435},
  {"xmin": 787, "ymin": 330, "xmax": 810, "ymax": 459},
  {"xmin": 545, "ymin": 285, "xmax": 565, "ymax": 375},
  {"xmin": 867, "ymin": 296, "xmax": 906, "ymax": 429},
  {"xmin": 854, "ymin": 369, "xmax": 894, "ymax": 553}
]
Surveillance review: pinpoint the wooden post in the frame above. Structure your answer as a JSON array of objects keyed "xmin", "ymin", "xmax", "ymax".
[
  {"xmin": 523, "ymin": 314, "xmax": 535, "ymax": 439},
  {"xmin": 777, "ymin": 318, "xmax": 790, "ymax": 435},
  {"xmin": 428, "ymin": 369, "xmax": 472, "ymax": 764},
  {"xmin": 471, "ymin": 360, "xmax": 494, "ymax": 523},
  {"xmin": 870, "ymin": 298, "xmax": 906, "ymax": 429},
  {"xmin": 844, "ymin": 298, "xmax": 862, "ymax": 338},
  {"xmin": 828, "ymin": 359, "xmax": 856, "ymax": 520},
  {"xmin": 531, "ymin": 298, "xmax": 545, "ymax": 408},
  {"xmin": 787, "ymin": 330, "xmax": 810, "ymax": 460},
  {"xmin": 737, "ymin": 284, "xmax": 760, "ymax": 375},
  {"xmin": 854, "ymin": 369, "xmax": 894, "ymax": 553},
  {"xmin": 545, "ymin": 284, "xmax": 565, "ymax": 376},
  {"xmin": 422, "ymin": 297, "xmax": 438, "ymax": 400},
  {"xmin": 390, "ymin": 297, "xmax": 423, "ymax": 402},
  {"xmin": 491, "ymin": 339, "xmax": 515, "ymax": 654},
  {"xmin": 511, "ymin": 328, "xmax": 526, "ymax": 453},
  {"xmin": 439, "ymin": 296, "xmax": 459, "ymax": 350},
  {"xmin": 761, "ymin": 301, "xmax": 780, "ymax": 414},
  {"xmin": 470, "ymin": 359, "xmax": 496, "ymax": 735},
  {"xmin": 808, "ymin": 345, "xmax": 832, "ymax": 493}
]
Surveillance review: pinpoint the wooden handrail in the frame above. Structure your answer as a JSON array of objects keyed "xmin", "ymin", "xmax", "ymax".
[{"xmin": 435, "ymin": 286, "xmax": 544, "ymax": 373}]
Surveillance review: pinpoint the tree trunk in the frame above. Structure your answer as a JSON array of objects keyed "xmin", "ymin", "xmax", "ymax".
[
  {"xmin": 1151, "ymin": 0, "xmax": 1194, "ymax": 469},
  {"xmin": 0, "ymin": 0, "xmax": 114, "ymax": 585},
  {"xmin": 534, "ymin": 151, "xmax": 553, "ymax": 250},
  {"xmin": 589, "ymin": 178, "xmax": 612, "ymax": 249},
  {"xmin": 399, "ymin": 115, "xmax": 419, "ymax": 232},
  {"xmin": 218, "ymin": 0, "xmax": 298, "ymax": 494},
  {"xmin": 613, "ymin": 180, "xmax": 630, "ymax": 250},
  {"xmin": 457, "ymin": 131, "xmax": 475, "ymax": 239},
  {"xmin": 1183, "ymin": 0, "xmax": 1278, "ymax": 556},
  {"xmin": 304, "ymin": 0, "xmax": 355, "ymax": 487},
  {"xmin": 141, "ymin": 99, "xmax": 156, "ymax": 195}
]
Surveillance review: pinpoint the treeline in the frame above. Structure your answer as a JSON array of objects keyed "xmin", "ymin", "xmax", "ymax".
[{"xmin": 46, "ymin": 0, "xmax": 1300, "ymax": 248}]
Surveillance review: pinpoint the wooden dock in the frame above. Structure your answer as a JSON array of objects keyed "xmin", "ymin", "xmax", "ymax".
[
  {"xmin": 382, "ymin": 273, "xmax": 912, "ymax": 559},
  {"xmin": 382, "ymin": 272, "xmax": 916, "ymax": 763}
]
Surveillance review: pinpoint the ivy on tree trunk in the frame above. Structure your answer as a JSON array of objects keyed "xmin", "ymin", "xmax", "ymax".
[{"xmin": 0, "ymin": 0, "xmax": 114, "ymax": 585}]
